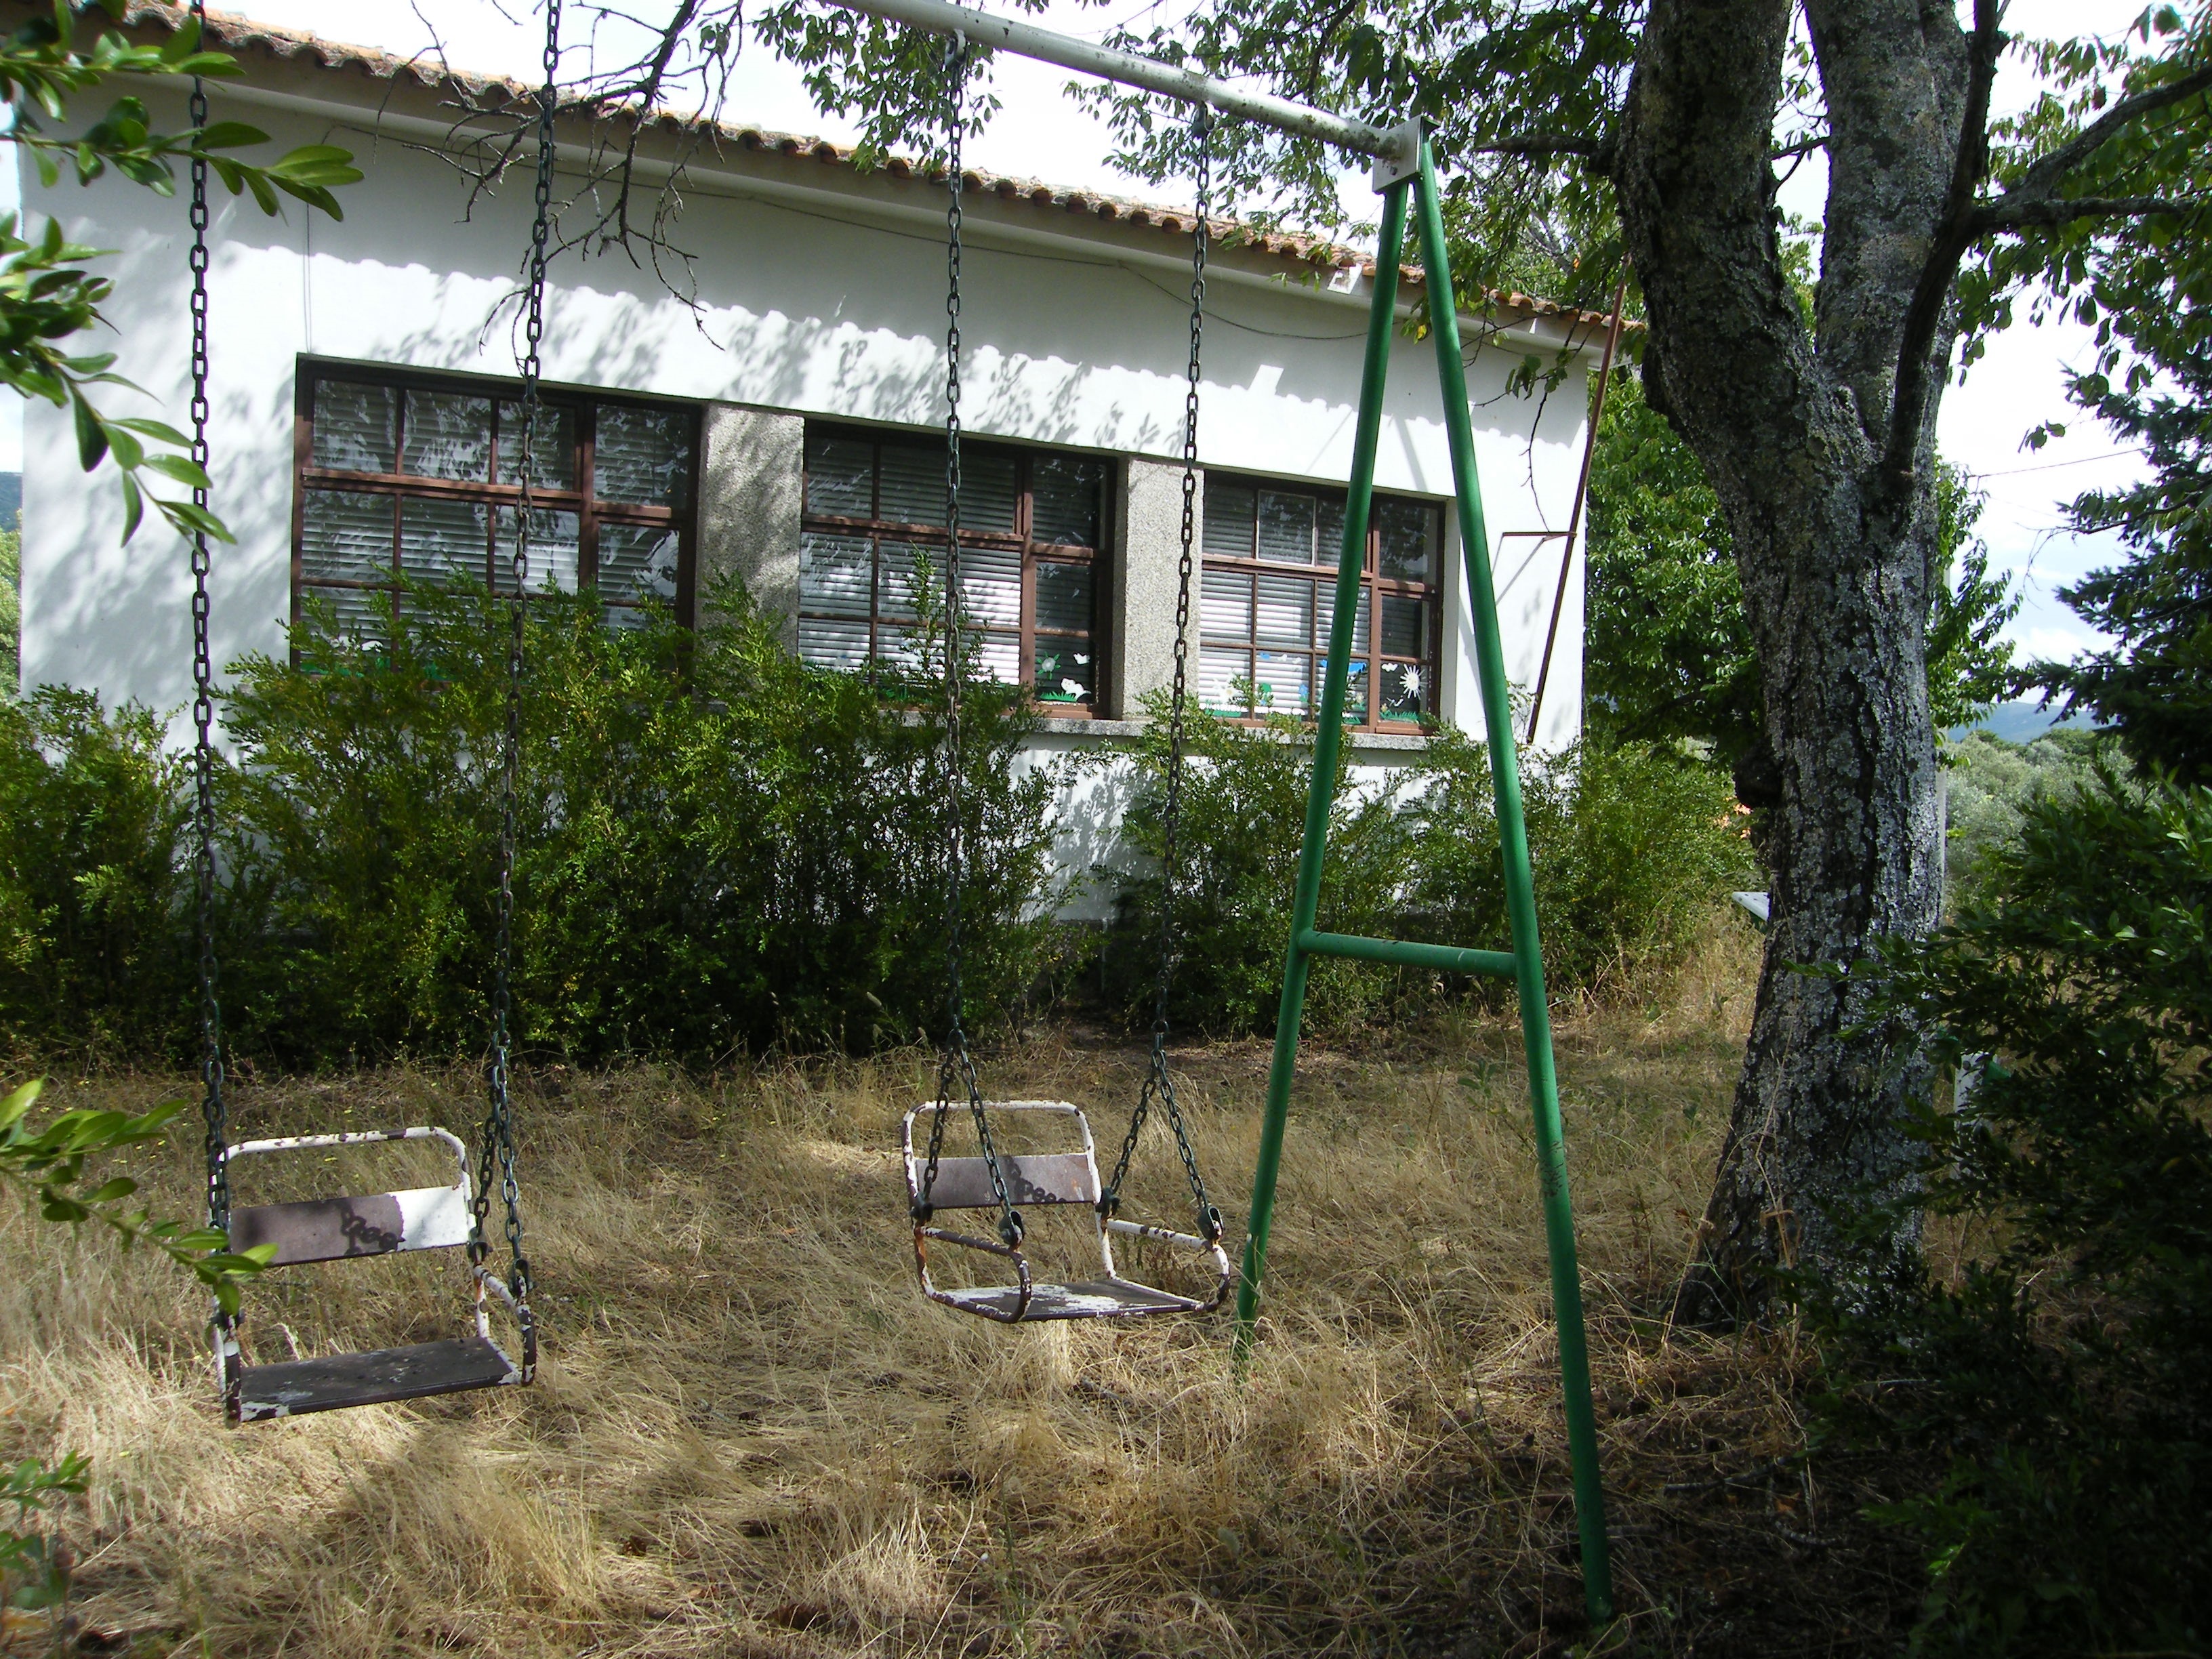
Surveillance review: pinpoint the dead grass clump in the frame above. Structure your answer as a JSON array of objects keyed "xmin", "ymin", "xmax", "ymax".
[{"xmin": 1, "ymin": 913, "xmax": 1918, "ymax": 1656}]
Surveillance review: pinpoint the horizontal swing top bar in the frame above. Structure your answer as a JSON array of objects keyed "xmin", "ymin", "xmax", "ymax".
[{"xmin": 814, "ymin": 0, "xmax": 1415, "ymax": 163}]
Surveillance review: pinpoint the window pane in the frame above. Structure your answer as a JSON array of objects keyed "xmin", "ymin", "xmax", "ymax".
[
  {"xmin": 960, "ymin": 449, "xmax": 1020, "ymax": 534},
  {"xmin": 955, "ymin": 544, "xmax": 1021, "ymax": 629},
  {"xmin": 1203, "ymin": 481, "xmax": 1256, "ymax": 558},
  {"xmin": 878, "ymin": 442, "xmax": 945, "ymax": 527},
  {"xmin": 874, "ymin": 626, "xmax": 925, "ymax": 672},
  {"xmin": 600, "ymin": 523, "xmax": 680, "ymax": 607},
  {"xmin": 311, "ymin": 382, "xmax": 396, "ymax": 473},
  {"xmin": 1255, "ymin": 573, "xmax": 1314, "ymax": 647},
  {"xmin": 1253, "ymin": 651, "xmax": 1309, "ymax": 715},
  {"xmin": 878, "ymin": 539, "xmax": 941, "ymax": 621},
  {"xmin": 1031, "ymin": 455, "xmax": 1101, "ymax": 546},
  {"xmin": 300, "ymin": 583, "xmax": 388, "ymax": 642},
  {"xmin": 805, "ymin": 434, "xmax": 874, "ymax": 517},
  {"xmin": 495, "ymin": 401, "xmax": 578, "ymax": 490},
  {"xmin": 1036, "ymin": 560, "xmax": 1092, "ymax": 634},
  {"xmin": 1336, "ymin": 657, "xmax": 1370, "ymax": 722},
  {"xmin": 1200, "ymin": 647, "xmax": 1248, "ymax": 713},
  {"xmin": 401, "ymin": 497, "xmax": 489, "ymax": 588},
  {"xmin": 1035, "ymin": 641, "xmax": 1094, "ymax": 705},
  {"xmin": 1376, "ymin": 497, "xmax": 1439, "ymax": 583},
  {"xmin": 798, "ymin": 616, "xmax": 871, "ymax": 672},
  {"xmin": 493, "ymin": 507, "xmax": 581, "ymax": 594},
  {"xmin": 1380, "ymin": 659, "xmax": 1429, "ymax": 722},
  {"xmin": 1316, "ymin": 583, "xmax": 1372, "ymax": 649},
  {"xmin": 1257, "ymin": 491, "xmax": 1316, "ymax": 564},
  {"xmin": 971, "ymin": 633, "xmax": 1020, "ymax": 684},
  {"xmin": 1317, "ymin": 497, "xmax": 1347, "ymax": 566},
  {"xmin": 800, "ymin": 532, "xmax": 872, "ymax": 618},
  {"xmin": 1202, "ymin": 569, "xmax": 1251, "ymax": 641},
  {"xmin": 604, "ymin": 604, "xmax": 653, "ymax": 634},
  {"xmin": 402, "ymin": 391, "xmax": 492, "ymax": 482},
  {"xmin": 300, "ymin": 491, "xmax": 392, "ymax": 583},
  {"xmin": 1380, "ymin": 594, "xmax": 1426, "ymax": 658},
  {"xmin": 593, "ymin": 405, "xmax": 691, "ymax": 507}
]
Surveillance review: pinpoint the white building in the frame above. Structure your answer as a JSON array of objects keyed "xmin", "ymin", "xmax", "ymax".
[{"xmin": 15, "ymin": 7, "xmax": 1608, "ymax": 909}]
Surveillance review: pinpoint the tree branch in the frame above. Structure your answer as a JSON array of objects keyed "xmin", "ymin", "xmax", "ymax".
[
  {"xmin": 1881, "ymin": 0, "xmax": 2002, "ymax": 489},
  {"xmin": 1471, "ymin": 131, "xmax": 1611, "ymax": 162},
  {"xmin": 1971, "ymin": 194, "xmax": 2203, "ymax": 230},
  {"xmin": 2011, "ymin": 60, "xmax": 2212, "ymax": 203}
]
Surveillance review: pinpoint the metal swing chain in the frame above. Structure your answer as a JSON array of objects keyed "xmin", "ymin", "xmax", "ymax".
[
  {"xmin": 472, "ymin": 0, "xmax": 559, "ymax": 1315},
  {"xmin": 187, "ymin": 1, "xmax": 230, "ymax": 1251},
  {"xmin": 915, "ymin": 36, "xmax": 1021, "ymax": 1250},
  {"xmin": 1101, "ymin": 110, "xmax": 1221, "ymax": 1243}
]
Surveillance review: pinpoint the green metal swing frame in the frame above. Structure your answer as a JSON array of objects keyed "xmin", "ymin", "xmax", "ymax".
[{"xmin": 1231, "ymin": 135, "xmax": 1615, "ymax": 1624}]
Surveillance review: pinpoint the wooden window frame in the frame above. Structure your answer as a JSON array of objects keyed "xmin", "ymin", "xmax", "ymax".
[
  {"xmin": 1200, "ymin": 474, "xmax": 1446, "ymax": 733},
  {"xmin": 798, "ymin": 422, "xmax": 1109, "ymax": 716},
  {"xmin": 291, "ymin": 359, "xmax": 701, "ymax": 650}
]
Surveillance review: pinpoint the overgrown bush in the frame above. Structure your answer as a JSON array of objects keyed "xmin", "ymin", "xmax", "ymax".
[
  {"xmin": 0, "ymin": 579, "xmax": 1063, "ymax": 1063},
  {"xmin": 1103, "ymin": 708, "xmax": 1748, "ymax": 1036},
  {"xmin": 0, "ymin": 688, "xmax": 188, "ymax": 1055},
  {"xmin": 1808, "ymin": 770, "xmax": 2212, "ymax": 1654},
  {"xmin": 1100, "ymin": 699, "xmax": 1427, "ymax": 1033}
]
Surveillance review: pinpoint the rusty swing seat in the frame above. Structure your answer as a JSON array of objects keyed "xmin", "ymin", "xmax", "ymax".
[
  {"xmin": 214, "ymin": 1128, "xmax": 535, "ymax": 1422},
  {"xmin": 903, "ymin": 1101, "xmax": 1232, "ymax": 1322}
]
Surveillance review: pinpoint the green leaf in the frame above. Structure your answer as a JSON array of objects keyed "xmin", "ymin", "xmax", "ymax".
[
  {"xmin": 0, "ymin": 1080, "xmax": 45, "ymax": 1132},
  {"xmin": 139, "ymin": 453, "xmax": 209, "ymax": 489},
  {"xmin": 70, "ymin": 390, "xmax": 108, "ymax": 470}
]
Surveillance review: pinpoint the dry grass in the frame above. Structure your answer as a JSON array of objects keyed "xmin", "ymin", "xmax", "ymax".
[{"xmin": 1, "ymin": 916, "xmax": 1920, "ymax": 1658}]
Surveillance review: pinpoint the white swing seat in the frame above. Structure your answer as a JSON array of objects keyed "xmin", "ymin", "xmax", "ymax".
[
  {"xmin": 903, "ymin": 1101, "xmax": 1232, "ymax": 1324},
  {"xmin": 215, "ymin": 1128, "xmax": 533, "ymax": 1422}
]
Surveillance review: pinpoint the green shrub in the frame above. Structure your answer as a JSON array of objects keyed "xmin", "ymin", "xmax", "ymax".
[
  {"xmin": 1406, "ymin": 730, "xmax": 1746, "ymax": 996},
  {"xmin": 0, "ymin": 688, "xmax": 188, "ymax": 1054},
  {"xmin": 1809, "ymin": 770, "xmax": 2212, "ymax": 1655},
  {"xmin": 1103, "ymin": 710, "xmax": 1747, "ymax": 1036},
  {"xmin": 1101, "ymin": 698, "xmax": 1425, "ymax": 1033},
  {"xmin": 0, "ymin": 579, "xmax": 1061, "ymax": 1063},
  {"xmin": 216, "ymin": 577, "xmax": 1061, "ymax": 1062}
]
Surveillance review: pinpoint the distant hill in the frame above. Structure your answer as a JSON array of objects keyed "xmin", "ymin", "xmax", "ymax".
[
  {"xmin": 0, "ymin": 473, "xmax": 17, "ymax": 529},
  {"xmin": 1957, "ymin": 699, "xmax": 2100, "ymax": 745}
]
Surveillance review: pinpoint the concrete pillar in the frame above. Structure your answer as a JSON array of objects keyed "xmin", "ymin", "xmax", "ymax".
[
  {"xmin": 697, "ymin": 402, "xmax": 803, "ymax": 645},
  {"xmin": 1107, "ymin": 456, "xmax": 1197, "ymax": 720}
]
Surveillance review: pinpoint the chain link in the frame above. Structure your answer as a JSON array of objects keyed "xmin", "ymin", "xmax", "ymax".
[
  {"xmin": 1101, "ymin": 109, "xmax": 1220, "ymax": 1243},
  {"xmin": 187, "ymin": 3, "xmax": 230, "ymax": 1255},
  {"xmin": 471, "ymin": 0, "xmax": 558, "ymax": 1324},
  {"xmin": 914, "ymin": 37, "xmax": 1021, "ymax": 1250}
]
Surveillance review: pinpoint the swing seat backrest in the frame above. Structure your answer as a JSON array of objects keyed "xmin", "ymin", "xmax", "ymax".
[
  {"xmin": 903, "ymin": 1101, "xmax": 1101, "ymax": 1213},
  {"xmin": 224, "ymin": 1128, "xmax": 475, "ymax": 1267}
]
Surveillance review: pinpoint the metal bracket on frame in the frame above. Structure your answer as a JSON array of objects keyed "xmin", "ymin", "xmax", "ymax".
[{"xmin": 1370, "ymin": 120, "xmax": 1425, "ymax": 192}]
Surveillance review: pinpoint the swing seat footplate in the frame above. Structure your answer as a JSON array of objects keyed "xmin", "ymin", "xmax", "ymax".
[{"xmin": 230, "ymin": 1335, "xmax": 524, "ymax": 1421}]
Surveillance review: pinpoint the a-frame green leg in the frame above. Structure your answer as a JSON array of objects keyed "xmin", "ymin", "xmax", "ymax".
[{"xmin": 1233, "ymin": 139, "xmax": 1614, "ymax": 1625}]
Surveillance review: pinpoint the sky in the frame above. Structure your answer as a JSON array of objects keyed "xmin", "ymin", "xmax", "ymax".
[{"xmin": 0, "ymin": 0, "xmax": 2162, "ymax": 667}]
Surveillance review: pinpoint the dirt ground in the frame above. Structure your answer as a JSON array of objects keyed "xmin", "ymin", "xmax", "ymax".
[{"xmin": 1, "ymin": 921, "xmax": 1927, "ymax": 1657}]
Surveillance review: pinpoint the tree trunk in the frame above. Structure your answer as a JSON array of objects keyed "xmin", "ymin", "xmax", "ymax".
[{"xmin": 1610, "ymin": 0, "xmax": 1963, "ymax": 1319}]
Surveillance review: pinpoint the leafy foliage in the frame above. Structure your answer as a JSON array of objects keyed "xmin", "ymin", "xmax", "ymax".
[
  {"xmin": 0, "ymin": 581, "xmax": 1063, "ymax": 1063},
  {"xmin": 1586, "ymin": 369, "xmax": 2020, "ymax": 769},
  {"xmin": 0, "ymin": 687, "xmax": 188, "ymax": 1055},
  {"xmin": 1939, "ymin": 729, "xmax": 2104, "ymax": 909},
  {"xmin": 0, "ymin": 1074, "xmax": 266, "ymax": 1641},
  {"xmin": 1103, "ymin": 704, "xmax": 1747, "ymax": 1036},
  {"xmin": 0, "ymin": 1, "xmax": 360, "ymax": 542},
  {"xmin": 1809, "ymin": 772, "xmax": 2212, "ymax": 1654}
]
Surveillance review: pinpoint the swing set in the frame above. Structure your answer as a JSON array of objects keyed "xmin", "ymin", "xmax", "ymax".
[{"xmin": 178, "ymin": 0, "xmax": 1613, "ymax": 1622}]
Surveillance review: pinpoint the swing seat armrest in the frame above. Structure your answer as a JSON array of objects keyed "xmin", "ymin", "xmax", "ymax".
[
  {"xmin": 1105, "ymin": 1218, "xmax": 1235, "ymax": 1311},
  {"xmin": 474, "ymin": 1265, "xmax": 539, "ymax": 1377},
  {"xmin": 1105, "ymin": 1218, "xmax": 1218, "ymax": 1251},
  {"xmin": 913, "ymin": 1223, "xmax": 1033, "ymax": 1321}
]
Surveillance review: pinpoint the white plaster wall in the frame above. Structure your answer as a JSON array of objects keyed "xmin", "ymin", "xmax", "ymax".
[{"xmin": 18, "ymin": 79, "xmax": 1592, "ymax": 751}]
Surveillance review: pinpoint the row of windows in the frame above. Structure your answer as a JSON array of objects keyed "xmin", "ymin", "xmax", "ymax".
[{"xmin": 291, "ymin": 364, "xmax": 1448, "ymax": 732}]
